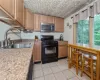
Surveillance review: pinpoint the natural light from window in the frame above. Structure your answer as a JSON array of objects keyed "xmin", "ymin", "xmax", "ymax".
[
  {"xmin": 76, "ymin": 18, "xmax": 89, "ymax": 47},
  {"xmin": 93, "ymin": 14, "xmax": 100, "ymax": 49}
]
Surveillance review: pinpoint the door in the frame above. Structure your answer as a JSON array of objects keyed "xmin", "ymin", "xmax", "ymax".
[
  {"xmin": 43, "ymin": 46, "xmax": 57, "ymax": 55},
  {"xmin": 48, "ymin": 16, "xmax": 54, "ymax": 23},
  {"xmin": 0, "ymin": 0, "xmax": 15, "ymax": 17},
  {"xmin": 58, "ymin": 46, "xmax": 68, "ymax": 58},
  {"xmin": 55, "ymin": 17, "xmax": 64, "ymax": 32},
  {"xmin": 40, "ymin": 15, "xmax": 48, "ymax": 23},
  {"xmin": 15, "ymin": 0, "xmax": 24, "ymax": 26},
  {"xmin": 24, "ymin": 8, "xmax": 34, "ymax": 30},
  {"xmin": 33, "ymin": 41, "xmax": 41, "ymax": 62},
  {"xmin": 34, "ymin": 14, "xmax": 41, "ymax": 31},
  {"xmin": 40, "ymin": 15, "xmax": 54, "ymax": 24}
]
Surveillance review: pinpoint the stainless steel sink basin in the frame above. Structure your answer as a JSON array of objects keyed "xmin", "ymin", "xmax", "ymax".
[
  {"xmin": 13, "ymin": 43, "xmax": 32, "ymax": 48},
  {"xmin": 2, "ymin": 43, "xmax": 33, "ymax": 49}
]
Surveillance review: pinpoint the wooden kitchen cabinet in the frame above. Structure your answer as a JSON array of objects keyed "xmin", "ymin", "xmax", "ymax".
[
  {"xmin": 55, "ymin": 17, "xmax": 64, "ymax": 32},
  {"xmin": 58, "ymin": 41, "xmax": 68, "ymax": 58},
  {"xmin": 15, "ymin": 0, "xmax": 24, "ymax": 26},
  {"xmin": 0, "ymin": 0, "xmax": 24, "ymax": 26},
  {"xmin": 40, "ymin": 15, "xmax": 54, "ymax": 24},
  {"xmin": 47, "ymin": 16, "xmax": 54, "ymax": 23},
  {"xmin": 40, "ymin": 15, "xmax": 48, "ymax": 23},
  {"xmin": 0, "ymin": 0, "xmax": 15, "ymax": 17},
  {"xmin": 24, "ymin": 8, "xmax": 34, "ymax": 30},
  {"xmin": 34, "ymin": 14, "xmax": 41, "ymax": 31},
  {"xmin": 33, "ymin": 41, "xmax": 41, "ymax": 62}
]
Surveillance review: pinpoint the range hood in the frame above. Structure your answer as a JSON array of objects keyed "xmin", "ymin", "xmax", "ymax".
[{"xmin": 0, "ymin": 7, "xmax": 19, "ymax": 26}]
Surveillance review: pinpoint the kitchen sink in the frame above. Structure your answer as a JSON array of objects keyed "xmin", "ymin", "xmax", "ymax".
[
  {"xmin": 3, "ymin": 43, "xmax": 33, "ymax": 49},
  {"xmin": 13, "ymin": 43, "xmax": 32, "ymax": 48}
]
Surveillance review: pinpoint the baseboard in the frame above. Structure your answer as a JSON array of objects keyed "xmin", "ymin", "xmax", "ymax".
[
  {"xmin": 34, "ymin": 57, "xmax": 68, "ymax": 64},
  {"xmin": 58, "ymin": 56, "xmax": 68, "ymax": 60},
  {"xmin": 34, "ymin": 61, "xmax": 41, "ymax": 64}
]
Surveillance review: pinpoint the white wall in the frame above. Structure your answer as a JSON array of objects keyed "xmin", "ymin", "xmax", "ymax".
[
  {"xmin": 0, "ymin": 22, "xmax": 11, "ymax": 41},
  {"xmin": 21, "ymin": 32, "xmax": 63, "ymax": 40},
  {"xmin": 63, "ymin": 17, "xmax": 73, "ymax": 44},
  {"xmin": 0, "ymin": 22, "xmax": 22, "ymax": 41}
]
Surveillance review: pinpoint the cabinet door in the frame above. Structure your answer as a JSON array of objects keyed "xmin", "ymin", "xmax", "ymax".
[
  {"xmin": 34, "ymin": 14, "xmax": 40, "ymax": 31},
  {"xmin": 58, "ymin": 46, "xmax": 68, "ymax": 58},
  {"xmin": 24, "ymin": 9, "xmax": 34, "ymax": 30},
  {"xmin": 40, "ymin": 15, "xmax": 48, "ymax": 23},
  {"xmin": 33, "ymin": 41, "xmax": 41, "ymax": 62},
  {"xmin": 0, "ymin": 0, "xmax": 15, "ymax": 17},
  {"xmin": 15, "ymin": 0, "xmax": 24, "ymax": 26},
  {"xmin": 48, "ymin": 16, "xmax": 54, "ymax": 23},
  {"xmin": 55, "ymin": 17, "xmax": 64, "ymax": 32}
]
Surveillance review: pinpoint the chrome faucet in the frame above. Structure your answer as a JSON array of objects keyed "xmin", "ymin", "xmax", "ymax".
[{"xmin": 4, "ymin": 27, "xmax": 21, "ymax": 48}]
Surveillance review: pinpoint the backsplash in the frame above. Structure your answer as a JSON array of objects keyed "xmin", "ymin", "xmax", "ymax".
[{"xmin": 21, "ymin": 32, "xmax": 63, "ymax": 40}]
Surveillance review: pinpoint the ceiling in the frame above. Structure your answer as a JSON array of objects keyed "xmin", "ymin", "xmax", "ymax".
[{"xmin": 24, "ymin": 0, "xmax": 94, "ymax": 18}]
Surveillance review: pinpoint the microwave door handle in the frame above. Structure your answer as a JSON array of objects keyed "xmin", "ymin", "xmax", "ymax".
[{"xmin": 51, "ymin": 26, "xmax": 53, "ymax": 30}]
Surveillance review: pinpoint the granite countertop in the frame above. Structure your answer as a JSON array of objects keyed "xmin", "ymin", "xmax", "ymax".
[{"xmin": 0, "ymin": 48, "xmax": 33, "ymax": 80}]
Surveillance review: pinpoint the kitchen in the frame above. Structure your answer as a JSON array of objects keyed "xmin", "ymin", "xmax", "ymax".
[{"xmin": 0, "ymin": 0, "xmax": 100, "ymax": 80}]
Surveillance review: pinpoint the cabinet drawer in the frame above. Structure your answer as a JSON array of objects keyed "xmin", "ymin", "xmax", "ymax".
[{"xmin": 58, "ymin": 41, "xmax": 68, "ymax": 46}]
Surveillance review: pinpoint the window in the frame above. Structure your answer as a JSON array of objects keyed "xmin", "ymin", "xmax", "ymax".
[
  {"xmin": 94, "ymin": 14, "xmax": 100, "ymax": 46},
  {"xmin": 76, "ymin": 19, "xmax": 89, "ymax": 45}
]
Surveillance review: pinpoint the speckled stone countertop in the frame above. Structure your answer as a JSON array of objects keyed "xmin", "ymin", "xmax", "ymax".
[{"xmin": 0, "ymin": 48, "xmax": 33, "ymax": 80}]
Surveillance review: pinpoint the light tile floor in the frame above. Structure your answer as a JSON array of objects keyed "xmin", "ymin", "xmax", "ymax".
[{"xmin": 33, "ymin": 59, "xmax": 90, "ymax": 80}]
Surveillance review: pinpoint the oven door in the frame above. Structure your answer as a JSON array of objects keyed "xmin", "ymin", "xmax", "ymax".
[
  {"xmin": 42, "ymin": 44, "xmax": 58, "ymax": 64},
  {"xmin": 44, "ymin": 46, "xmax": 56, "ymax": 54}
]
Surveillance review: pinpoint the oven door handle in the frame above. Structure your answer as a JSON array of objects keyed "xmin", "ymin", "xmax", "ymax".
[{"xmin": 43, "ymin": 45, "xmax": 57, "ymax": 47}]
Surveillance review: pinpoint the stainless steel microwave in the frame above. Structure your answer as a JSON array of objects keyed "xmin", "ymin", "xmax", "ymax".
[{"xmin": 41, "ymin": 23, "xmax": 55, "ymax": 32}]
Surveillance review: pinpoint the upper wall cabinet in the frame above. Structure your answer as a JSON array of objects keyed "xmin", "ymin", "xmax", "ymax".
[
  {"xmin": 15, "ymin": 0, "xmax": 24, "ymax": 26},
  {"xmin": 34, "ymin": 14, "xmax": 41, "ymax": 31},
  {"xmin": 0, "ymin": 0, "xmax": 24, "ymax": 26},
  {"xmin": 55, "ymin": 17, "xmax": 64, "ymax": 32},
  {"xmin": 40, "ymin": 15, "xmax": 48, "ymax": 23},
  {"xmin": 47, "ymin": 16, "xmax": 54, "ymax": 24},
  {"xmin": 40, "ymin": 15, "xmax": 54, "ymax": 24},
  {"xmin": 24, "ymin": 8, "xmax": 34, "ymax": 30},
  {"xmin": 0, "ymin": 0, "xmax": 15, "ymax": 17}
]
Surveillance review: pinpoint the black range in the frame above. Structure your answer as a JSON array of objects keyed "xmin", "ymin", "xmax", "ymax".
[{"xmin": 41, "ymin": 35, "xmax": 58, "ymax": 64}]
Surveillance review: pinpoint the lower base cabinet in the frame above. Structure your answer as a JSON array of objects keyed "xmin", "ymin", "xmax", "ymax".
[
  {"xmin": 58, "ymin": 46, "xmax": 68, "ymax": 58},
  {"xmin": 58, "ymin": 41, "xmax": 68, "ymax": 58},
  {"xmin": 33, "ymin": 41, "xmax": 41, "ymax": 62}
]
